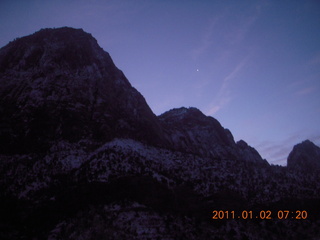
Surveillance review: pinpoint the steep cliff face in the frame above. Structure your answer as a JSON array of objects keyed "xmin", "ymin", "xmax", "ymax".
[
  {"xmin": 287, "ymin": 140, "xmax": 320, "ymax": 171},
  {"xmin": 0, "ymin": 27, "xmax": 166, "ymax": 153}
]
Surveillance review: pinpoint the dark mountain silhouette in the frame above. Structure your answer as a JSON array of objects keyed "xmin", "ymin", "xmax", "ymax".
[
  {"xmin": 287, "ymin": 139, "xmax": 320, "ymax": 171},
  {"xmin": 0, "ymin": 27, "xmax": 167, "ymax": 154},
  {"xmin": 0, "ymin": 27, "xmax": 319, "ymax": 240}
]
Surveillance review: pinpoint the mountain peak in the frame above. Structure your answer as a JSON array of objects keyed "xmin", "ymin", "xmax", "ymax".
[
  {"xmin": 0, "ymin": 27, "xmax": 118, "ymax": 74},
  {"xmin": 27, "ymin": 27, "xmax": 91, "ymax": 41},
  {"xmin": 158, "ymin": 107, "xmax": 204, "ymax": 120},
  {"xmin": 158, "ymin": 107, "xmax": 239, "ymax": 158},
  {"xmin": 236, "ymin": 140, "xmax": 267, "ymax": 164},
  {"xmin": 0, "ymin": 27, "xmax": 166, "ymax": 153},
  {"xmin": 287, "ymin": 139, "xmax": 320, "ymax": 171}
]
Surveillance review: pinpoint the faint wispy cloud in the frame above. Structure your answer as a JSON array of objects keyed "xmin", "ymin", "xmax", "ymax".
[
  {"xmin": 254, "ymin": 133, "xmax": 320, "ymax": 166},
  {"xmin": 308, "ymin": 51, "xmax": 320, "ymax": 66},
  {"xmin": 229, "ymin": 14, "xmax": 258, "ymax": 45},
  {"xmin": 254, "ymin": 135, "xmax": 300, "ymax": 166},
  {"xmin": 194, "ymin": 3, "xmax": 262, "ymax": 115},
  {"xmin": 206, "ymin": 56, "xmax": 250, "ymax": 115},
  {"xmin": 287, "ymin": 78, "xmax": 318, "ymax": 97},
  {"xmin": 296, "ymin": 87, "xmax": 316, "ymax": 96},
  {"xmin": 191, "ymin": 17, "xmax": 220, "ymax": 61},
  {"xmin": 191, "ymin": 10, "xmax": 259, "ymax": 61}
]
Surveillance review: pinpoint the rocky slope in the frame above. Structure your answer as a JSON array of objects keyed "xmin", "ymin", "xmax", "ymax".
[{"xmin": 0, "ymin": 27, "xmax": 319, "ymax": 239}]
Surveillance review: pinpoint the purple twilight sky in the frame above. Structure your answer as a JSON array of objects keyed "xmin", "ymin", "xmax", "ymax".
[{"xmin": 1, "ymin": 0, "xmax": 319, "ymax": 165}]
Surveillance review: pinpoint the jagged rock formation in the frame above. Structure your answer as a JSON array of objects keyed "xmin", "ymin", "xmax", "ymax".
[
  {"xmin": 0, "ymin": 27, "xmax": 319, "ymax": 240},
  {"xmin": 287, "ymin": 139, "xmax": 320, "ymax": 171}
]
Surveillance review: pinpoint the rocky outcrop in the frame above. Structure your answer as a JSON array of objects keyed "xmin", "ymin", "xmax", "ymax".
[{"xmin": 287, "ymin": 140, "xmax": 320, "ymax": 171}]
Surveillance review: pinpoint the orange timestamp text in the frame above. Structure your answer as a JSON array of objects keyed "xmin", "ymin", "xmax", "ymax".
[{"xmin": 212, "ymin": 210, "xmax": 308, "ymax": 220}]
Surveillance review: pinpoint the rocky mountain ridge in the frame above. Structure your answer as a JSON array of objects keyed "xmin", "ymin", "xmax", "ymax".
[{"xmin": 0, "ymin": 27, "xmax": 319, "ymax": 239}]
